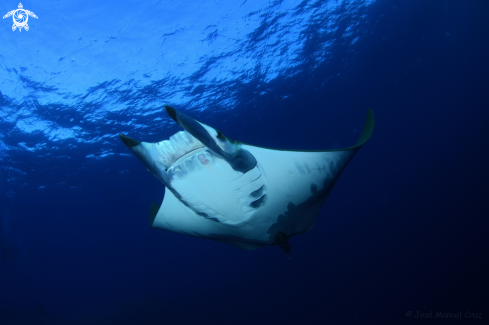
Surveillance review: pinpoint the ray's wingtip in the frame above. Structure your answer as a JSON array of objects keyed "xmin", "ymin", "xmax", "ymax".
[
  {"xmin": 354, "ymin": 108, "xmax": 375, "ymax": 147},
  {"xmin": 119, "ymin": 133, "xmax": 141, "ymax": 148},
  {"xmin": 366, "ymin": 107, "xmax": 375, "ymax": 125},
  {"xmin": 149, "ymin": 202, "xmax": 160, "ymax": 228}
]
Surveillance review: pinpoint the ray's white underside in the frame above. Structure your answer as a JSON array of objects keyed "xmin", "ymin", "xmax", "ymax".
[{"xmin": 153, "ymin": 143, "xmax": 356, "ymax": 249}]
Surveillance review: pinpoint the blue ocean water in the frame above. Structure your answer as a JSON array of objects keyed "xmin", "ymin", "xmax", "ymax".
[{"xmin": 1, "ymin": 0, "xmax": 488, "ymax": 324}]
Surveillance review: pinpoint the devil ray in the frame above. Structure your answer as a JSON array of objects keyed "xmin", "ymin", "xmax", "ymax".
[{"xmin": 119, "ymin": 106, "xmax": 374, "ymax": 254}]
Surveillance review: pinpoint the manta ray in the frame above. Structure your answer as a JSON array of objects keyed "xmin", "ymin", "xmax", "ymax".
[{"xmin": 119, "ymin": 106, "xmax": 374, "ymax": 256}]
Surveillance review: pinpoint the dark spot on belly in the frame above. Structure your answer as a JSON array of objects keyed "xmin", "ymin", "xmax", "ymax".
[
  {"xmin": 310, "ymin": 183, "xmax": 318, "ymax": 194},
  {"xmin": 267, "ymin": 178, "xmax": 333, "ymax": 241}
]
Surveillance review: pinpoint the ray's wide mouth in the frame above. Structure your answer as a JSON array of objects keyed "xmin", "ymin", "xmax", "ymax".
[{"xmin": 156, "ymin": 130, "xmax": 205, "ymax": 167}]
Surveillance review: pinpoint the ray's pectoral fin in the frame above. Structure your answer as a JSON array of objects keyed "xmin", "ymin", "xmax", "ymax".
[{"xmin": 275, "ymin": 232, "xmax": 291, "ymax": 258}]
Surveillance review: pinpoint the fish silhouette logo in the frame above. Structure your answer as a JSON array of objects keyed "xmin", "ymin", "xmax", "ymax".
[{"xmin": 3, "ymin": 3, "xmax": 38, "ymax": 32}]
